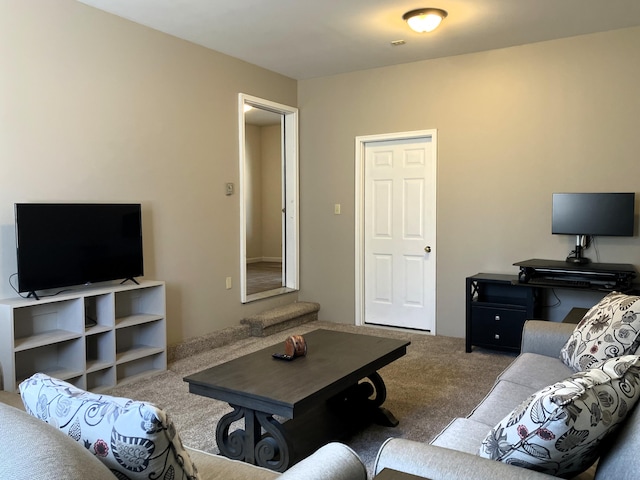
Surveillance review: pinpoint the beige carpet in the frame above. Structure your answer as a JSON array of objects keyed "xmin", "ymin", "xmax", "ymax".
[{"xmin": 105, "ymin": 321, "xmax": 516, "ymax": 477}]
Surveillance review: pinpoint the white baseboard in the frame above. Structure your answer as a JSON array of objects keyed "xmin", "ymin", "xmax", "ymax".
[{"xmin": 247, "ymin": 257, "xmax": 282, "ymax": 264}]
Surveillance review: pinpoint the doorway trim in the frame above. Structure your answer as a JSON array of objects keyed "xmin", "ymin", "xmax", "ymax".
[
  {"xmin": 239, "ymin": 93, "xmax": 299, "ymax": 303},
  {"xmin": 354, "ymin": 129, "xmax": 438, "ymax": 329}
]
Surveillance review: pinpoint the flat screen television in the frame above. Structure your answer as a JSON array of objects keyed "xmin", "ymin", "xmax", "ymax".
[
  {"xmin": 15, "ymin": 203, "xmax": 143, "ymax": 297},
  {"xmin": 552, "ymin": 192, "xmax": 635, "ymax": 263}
]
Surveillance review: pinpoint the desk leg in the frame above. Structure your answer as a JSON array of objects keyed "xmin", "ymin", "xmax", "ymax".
[
  {"xmin": 216, "ymin": 405, "xmax": 291, "ymax": 472},
  {"xmin": 329, "ymin": 372, "xmax": 399, "ymax": 427}
]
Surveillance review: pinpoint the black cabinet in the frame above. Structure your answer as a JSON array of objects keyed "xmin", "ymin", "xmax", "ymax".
[{"xmin": 466, "ymin": 273, "xmax": 541, "ymax": 353}]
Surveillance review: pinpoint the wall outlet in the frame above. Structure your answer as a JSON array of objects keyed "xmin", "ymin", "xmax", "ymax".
[{"xmin": 225, "ymin": 277, "xmax": 232, "ymax": 289}]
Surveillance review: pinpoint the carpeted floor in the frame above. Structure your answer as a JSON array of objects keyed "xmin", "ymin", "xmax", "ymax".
[{"xmin": 105, "ymin": 321, "xmax": 516, "ymax": 477}]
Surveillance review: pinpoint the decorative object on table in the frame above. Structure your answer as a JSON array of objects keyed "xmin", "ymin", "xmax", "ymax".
[{"xmin": 285, "ymin": 334, "xmax": 307, "ymax": 358}]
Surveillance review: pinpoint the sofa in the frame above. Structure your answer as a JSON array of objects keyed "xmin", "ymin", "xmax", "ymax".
[
  {"xmin": 374, "ymin": 319, "xmax": 640, "ymax": 479},
  {"xmin": 0, "ymin": 369, "xmax": 366, "ymax": 480}
]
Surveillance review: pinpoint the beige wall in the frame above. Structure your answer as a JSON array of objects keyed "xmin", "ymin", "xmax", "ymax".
[
  {"xmin": 3, "ymin": 1, "xmax": 640, "ymax": 345},
  {"xmin": 261, "ymin": 124, "xmax": 283, "ymax": 260},
  {"xmin": 0, "ymin": 0, "xmax": 298, "ymax": 346},
  {"xmin": 244, "ymin": 124, "xmax": 281, "ymax": 261},
  {"xmin": 298, "ymin": 26, "xmax": 640, "ymax": 337},
  {"xmin": 244, "ymin": 124, "xmax": 263, "ymax": 260}
]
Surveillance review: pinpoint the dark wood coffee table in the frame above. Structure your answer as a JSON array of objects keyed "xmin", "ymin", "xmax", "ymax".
[{"xmin": 184, "ymin": 329, "xmax": 410, "ymax": 471}]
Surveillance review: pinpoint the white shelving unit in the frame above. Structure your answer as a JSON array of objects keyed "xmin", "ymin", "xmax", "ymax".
[{"xmin": 0, "ymin": 280, "xmax": 166, "ymax": 393}]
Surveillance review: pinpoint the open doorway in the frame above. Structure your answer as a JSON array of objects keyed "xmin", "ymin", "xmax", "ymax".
[{"xmin": 238, "ymin": 94, "xmax": 299, "ymax": 303}]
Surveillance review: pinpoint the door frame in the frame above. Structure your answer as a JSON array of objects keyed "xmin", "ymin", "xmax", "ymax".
[
  {"xmin": 354, "ymin": 129, "xmax": 438, "ymax": 330},
  {"xmin": 238, "ymin": 93, "xmax": 299, "ymax": 303}
]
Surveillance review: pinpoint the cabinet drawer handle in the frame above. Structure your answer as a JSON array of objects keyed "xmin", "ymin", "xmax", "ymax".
[
  {"xmin": 494, "ymin": 334, "xmax": 500, "ymax": 340},
  {"xmin": 494, "ymin": 315, "xmax": 501, "ymax": 321}
]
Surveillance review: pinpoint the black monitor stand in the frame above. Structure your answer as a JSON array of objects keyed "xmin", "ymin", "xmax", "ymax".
[{"xmin": 566, "ymin": 235, "xmax": 589, "ymax": 264}]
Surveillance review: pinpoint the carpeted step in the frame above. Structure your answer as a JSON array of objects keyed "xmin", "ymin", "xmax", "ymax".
[
  {"xmin": 168, "ymin": 325, "xmax": 252, "ymax": 363},
  {"xmin": 241, "ymin": 301, "xmax": 320, "ymax": 337}
]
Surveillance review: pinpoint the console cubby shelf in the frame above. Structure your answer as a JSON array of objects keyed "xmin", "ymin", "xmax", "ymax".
[{"xmin": 0, "ymin": 280, "xmax": 166, "ymax": 393}]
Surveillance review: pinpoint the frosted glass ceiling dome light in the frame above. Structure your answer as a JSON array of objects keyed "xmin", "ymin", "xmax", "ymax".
[{"xmin": 403, "ymin": 8, "xmax": 448, "ymax": 33}]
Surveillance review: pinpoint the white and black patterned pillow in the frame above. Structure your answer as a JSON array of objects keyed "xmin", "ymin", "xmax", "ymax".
[
  {"xmin": 560, "ymin": 292, "xmax": 640, "ymax": 372},
  {"xmin": 478, "ymin": 355, "xmax": 640, "ymax": 477},
  {"xmin": 20, "ymin": 373, "xmax": 199, "ymax": 480}
]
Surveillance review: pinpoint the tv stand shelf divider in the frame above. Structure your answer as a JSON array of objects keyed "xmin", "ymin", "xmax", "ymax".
[{"xmin": 0, "ymin": 280, "xmax": 166, "ymax": 393}]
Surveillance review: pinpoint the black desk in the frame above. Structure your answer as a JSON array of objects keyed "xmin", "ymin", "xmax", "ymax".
[
  {"xmin": 514, "ymin": 258, "xmax": 637, "ymax": 293},
  {"xmin": 562, "ymin": 307, "xmax": 590, "ymax": 324},
  {"xmin": 467, "ymin": 261, "xmax": 639, "ymax": 353},
  {"xmin": 466, "ymin": 274, "xmax": 540, "ymax": 353}
]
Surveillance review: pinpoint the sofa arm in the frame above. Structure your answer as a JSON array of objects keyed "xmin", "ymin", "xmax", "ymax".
[
  {"xmin": 279, "ymin": 443, "xmax": 366, "ymax": 480},
  {"xmin": 0, "ymin": 403, "xmax": 116, "ymax": 480},
  {"xmin": 374, "ymin": 439, "xmax": 557, "ymax": 480},
  {"xmin": 520, "ymin": 320, "xmax": 575, "ymax": 357}
]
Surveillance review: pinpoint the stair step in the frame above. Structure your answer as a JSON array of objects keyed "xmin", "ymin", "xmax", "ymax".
[{"xmin": 241, "ymin": 302, "xmax": 320, "ymax": 337}]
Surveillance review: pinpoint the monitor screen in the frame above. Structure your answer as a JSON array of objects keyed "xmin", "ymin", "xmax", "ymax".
[
  {"xmin": 15, "ymin": 203, "xmax": 144, "ymax": 293},
  {"xmin": 552, "ymin": 193, "xmax": 635, "ymax": 237}
]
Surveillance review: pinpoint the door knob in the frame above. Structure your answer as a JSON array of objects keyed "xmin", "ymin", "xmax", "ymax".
[{"xmin": 424, "ymin": 246, "xmax": 432, "ymax": 253}]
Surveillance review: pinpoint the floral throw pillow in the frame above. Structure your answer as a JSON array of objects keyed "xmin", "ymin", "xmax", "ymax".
[
  {"xmin": 478, "ymin": 355, "xmax": 640, "ymax": 478},
  {"xmin": 560, "ymin": 292, "xmax": 640, "ymax": 372},
  {"xmin": 19, "ymin": 373, "xmax": 199, "ymax": 480}
]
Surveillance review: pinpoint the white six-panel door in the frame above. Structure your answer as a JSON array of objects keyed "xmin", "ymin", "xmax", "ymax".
[{"xmin": 358, "ymin": 133, "xmax": 436, "ymax": 331}]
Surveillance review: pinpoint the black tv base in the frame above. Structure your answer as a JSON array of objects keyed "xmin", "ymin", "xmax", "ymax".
[{"xmin": 514, "ymin": 258, "xmax": 637, "ymax": 293}]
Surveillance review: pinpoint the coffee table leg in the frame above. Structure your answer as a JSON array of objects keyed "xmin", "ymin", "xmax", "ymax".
[
  {"xmin": 330, "ymin": 371, "xmax": 399, "ymax": 427},
  {"xmin": 366, "ymin": 372, "xmax": 399, "ymax": 427},
  {"xmin": 254, "ymin": 411, "xmax": 290, "ymax": 471},
  {"xmin": 216, "ymin": 404, "xmax": 291, "ymax": 472},
  {"xmin": 216, "ymin": 405, "xmax": 252, "ymax": 461}
]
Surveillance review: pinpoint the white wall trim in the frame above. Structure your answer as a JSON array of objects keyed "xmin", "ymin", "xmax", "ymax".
[{"xmin": 239, "ymin": 93, "xmax": 299, "ymax": 303}]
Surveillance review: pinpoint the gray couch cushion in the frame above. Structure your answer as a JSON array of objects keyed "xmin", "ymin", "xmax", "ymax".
[
  {"xmin": 469, "ymin": 380, "xmax": 539, "ymax": 427},
  {"xmin": 0, "ymin": 402, "xmax": 116, "ymax": 480},
  {"xmin": 520, "ymin": 321, "xmax": 576, "ymax": 357},
  {"xmin": 431, "ymin": 418, "xmax": 492, "ymax": 453},
  {"xmin": 499, "ymin": 352, "xmax": 574, "ymax": 390},
  {"xmin": 376, "ymin": 439, "xmax": 558, "ymax": 479},
  {"xmin": 595, "ymin": 401, "xmax": 640, "ymax": 479},
  {"xmin": 479, "ymin": 355, "xmax": 640, "ymax": 478},
  {"xmin": 279, "ymin": 443, "xmax": 368, "ymax": 480},
  {"xmin": 187, "ymin": 447, "xmax": 279, "ymax": 480}
]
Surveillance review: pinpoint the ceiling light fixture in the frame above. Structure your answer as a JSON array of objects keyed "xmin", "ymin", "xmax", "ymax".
[{"xmin": 402, "ymin": 8, "xmax": 448, "ymax": 33}]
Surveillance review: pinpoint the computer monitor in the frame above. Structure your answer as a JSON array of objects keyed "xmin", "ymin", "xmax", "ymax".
[{"xmin": 552, "ymin": 192, "xmax": 635, "ymax": 264}]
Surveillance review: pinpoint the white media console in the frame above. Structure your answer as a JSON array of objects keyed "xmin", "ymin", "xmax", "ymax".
[{"xmin": 0, "ymin": 280, "xmax": 166, "ymax": 393}]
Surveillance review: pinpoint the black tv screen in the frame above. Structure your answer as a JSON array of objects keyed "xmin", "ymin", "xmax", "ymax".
[
  {"xmin": 552, "ymin": 193, "xmax": 635, "ymax": 237},
  {"xmin": 15, "ymin": 203, "xmax": 143, "ymax": 294}
]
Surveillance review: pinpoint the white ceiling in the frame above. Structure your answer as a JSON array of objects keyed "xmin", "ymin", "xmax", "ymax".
[{"xmin": 77, "ymin": 0, "xmax": 640, "ymax": 80}]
